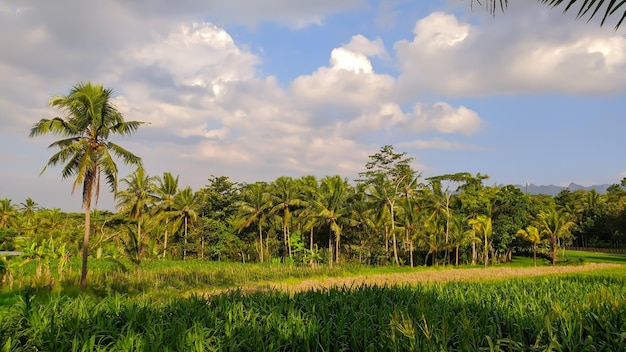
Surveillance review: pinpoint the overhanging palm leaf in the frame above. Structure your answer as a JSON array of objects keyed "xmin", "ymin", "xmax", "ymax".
[{"xmin": 475, "ymin": 0, "xmax": 625, "ymax": 29}]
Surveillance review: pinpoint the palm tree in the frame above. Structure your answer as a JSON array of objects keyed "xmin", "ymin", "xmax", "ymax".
[
  {"xmin": 298, "ymin": 175, "xmax": 321, "ymax": 255},
  {"xmin": 169, "ymin": 186, "xmax": 198, "ymax": 260},
  {"xmin": 270, "ymin": 176, "xmax": 305, "ymax": 260},
  {"xmin": 468, "ymin": 215, "xmax": 493, "ymax": 268},
  {"xmin": 152, "ymin": 172, "xmax": 180, "ymax": 258},
  {"xmin": 29, "ymin": 82, "xmax": 142, "ymax": 289},
  {"xmin": 20, "ymin": 197, "xmax": 39, "ymax": 231},
  {"xmin": 477, "ymin": 0, "xmax": 625, "ymax": 29},
  {"xmin": 235, "ymin": 182, "xmax": 272, "ymax": 262},
  {"xmin": 517, "ymin": 225, "xmax": 542, "ymax": 266},
  {"xmin": 0, "ymin": 199, "xmax": 18, "ymax": 229},
  {"xmin": 537, "ymin": 207, "xmax": 576, "ymax": 265},
  {"xmin": 116, "ymin": 166, "xmax": 158, "ymax": 257},
  {"xmin": 368, "ymin": 175, "xmax": 404, "ymax": 265},
  {"xmin": 314, "ymin": 175, "xmax": 349, "ymax": 267}
]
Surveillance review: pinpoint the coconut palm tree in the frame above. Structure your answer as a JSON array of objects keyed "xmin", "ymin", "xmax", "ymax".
[
  {"xmin": 235, "ymin": 182, "xmax": 272, "ymax": 262},
  {"xmin": 468, "ymin": 215, "xmax": 493, "ymax": 268},
  {"xmin": 116, "ymin": 166, "xmax": 158, "ymax": 256},
  {"xmin": 314, "ymin": 175, "xmax": 350, "ymax": 267},
  {"xmin": 0, "ymin": 199, "xmax": 18, "ymax": 229},
  {"xmin": 537, "ymin": 207, "xmax": 576, "ymax": 265},
  {"xmin": 152, "ymin": 172, "xmax": 180, "ymax": 258},
  {"xmin": 29, "ymin": 82, "xmax": 142, "ymax": 289},
  {"xmin": 269, "ymin": 176, "xmax": 305, "ymax": 260},
  {"xmin": 169, "ymin": 186, "xmax": 198, "ymax": 260},
  {"xmin": 517, "ymin": 225, "xmax": 542, "ymax": 266},
  {"xmin": 20, "ymin": 197, "xmax": 39, "ymax": 231}
]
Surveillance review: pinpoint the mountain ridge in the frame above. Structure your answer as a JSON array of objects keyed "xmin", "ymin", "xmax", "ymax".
[{"xmin": 508, "ymin": 183, "xmax": 613, "ymax": 196}]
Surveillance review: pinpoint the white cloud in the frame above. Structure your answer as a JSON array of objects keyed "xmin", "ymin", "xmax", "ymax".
[
  {"xmin": 116, "ymin": 0, "xmax": 364, "ymax": 28},
  {"xmin": 395, "ymin": 10, "xmax": 626, "ymax": 96},
  {"xmin": 406, "ymin": 103, "xmax": 482, "ymax": 135},
  {"xmin": 399, "ymin": 138, "xmax": 488, "ymax": 151}
]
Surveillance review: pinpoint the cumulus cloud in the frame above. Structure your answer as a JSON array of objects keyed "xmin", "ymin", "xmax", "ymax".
[
  {"xmin": 407, "ymin": 103, "xmax": 483, "ymax": 135},
  {"xmin": 1, "ymin": 1, "xmax": 496, "ymax": 211},
  {"xmin": 395, "ymin": 9, "xmax": 626, "ymax": 96},
  {"xmin": 115, "ymin": 0, "xmax": 364, "ymax": 28},
  {"xmin": 399, "ymin": 138, "xmax": 488, "ymax": 151}
]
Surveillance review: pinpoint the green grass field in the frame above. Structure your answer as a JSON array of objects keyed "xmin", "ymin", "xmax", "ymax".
[{"xmin": 1, "ymin": 249, "xmax": 625, "ymax": 351}]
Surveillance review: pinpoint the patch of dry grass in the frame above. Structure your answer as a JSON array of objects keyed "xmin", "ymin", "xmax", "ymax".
[{"xmin": 262, "ymin": 263, "xmax": 623, "ymax": 294}]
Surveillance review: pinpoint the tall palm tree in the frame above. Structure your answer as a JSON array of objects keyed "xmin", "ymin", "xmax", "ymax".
[
  {"xmin": 29, "ymin": 82, "xmax": 142, "ymax": 289},
  {"xmin": 517, "ymin": 225, "xmax": 542, "ymax": 266},
  {"xmin": 152, "ymin": 172, "xmax": 180, "ymax": 258},
  {"xmin": 270, "ymin": 176, "xmax": 305, "ymax": 259},
  {"xmin": 235, "ymin": 182, "xmax": 272, "ymax": 262},
  {"xmin": 314, "ymin": 175, "xmax": 349, "ymax": 267},
  {"xmin": 368, "ymin": 175, "xmax": 404, "ymax": 265},
  {"xmin": 169, "ymin": 186, "xmax": 198, "ymax": 260},
  {"xmin": 20, "ymin": 197, "xmax": 39, "ymax": 230},
  {"xmin": 298, "ymin": 175, "xmax": 321, "ymax": 254},
  {"xmin": 468, "ymin": 215, "xmax": 493, "ymax": 268},
  {"xmin": 0, "ymin": 199, "xmax": 18, "ymax": 229},
  {"xmin": 537, "ymin": 207, "xmax": 576, "ymax": 265},
  {"xmin": 116, "ymin": 166, "xmax": 158, "ymax": 255}
]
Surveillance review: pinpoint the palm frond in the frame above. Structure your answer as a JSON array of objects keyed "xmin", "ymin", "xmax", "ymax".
[{"xmin": 474, "ymin": 0, "xmax": 625, "ymax": 29}]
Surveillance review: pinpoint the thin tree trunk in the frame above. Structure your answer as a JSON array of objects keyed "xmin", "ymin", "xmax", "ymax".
[
  {"xmin": 183, "ymin": 216, "xmax": 188, "ymax": 260},
  {"xmin": 163, "ymin": 218, "xmax": 169, "ymax": 259},
  {"xmin": 328, "ymin": 227, "xmax": 333, "ymax": 268},
  {"xmin": 384, "ymin": 225, "xmax": 389, "ymax": 264},
  {"xmin": 533, "ymin": 244, "xmax": 537, "ymax": 267},
  {"xmin": 551, "ymin": 235, "xmax": 557, "ymax": 265},
  {"xmin": 390, "ymin": 200, "xmax": 399, "ymax": 266},
  {"xmin": 484, "ymin": 234, "xmax": 488, "ymax": 268},
  {"xmin": 410, "ymin": 239, "xmax": 414, "ymax": 267},
  {"xmin": 455, "ymin": 245, "xmax": 459, "ymax": 266},
  {"xmin": 471, "ymin": 242, "xmax": 476, "ymax": 265},
  {"xmin": 258, "ymin": 222, "xmax": 264, "ymax": 263},
  {"xmin": 80, "ymin": 200, "xmax": 91, "ymax": 291}
]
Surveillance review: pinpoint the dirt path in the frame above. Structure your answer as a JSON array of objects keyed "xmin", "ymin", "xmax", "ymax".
[{"xmin": 263, "ymin": 263, "xmax": 623, "ymax": 294}]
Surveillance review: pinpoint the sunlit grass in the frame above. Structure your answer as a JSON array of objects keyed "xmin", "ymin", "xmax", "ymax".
[{"xmin": 2, "ymin": 273, "xmax": 625, "ymax": 351}]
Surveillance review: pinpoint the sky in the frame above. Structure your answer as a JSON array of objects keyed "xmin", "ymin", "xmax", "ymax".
[{"xmin": 0, "ymin": 0, "xmax": 625, "ymax": 212}]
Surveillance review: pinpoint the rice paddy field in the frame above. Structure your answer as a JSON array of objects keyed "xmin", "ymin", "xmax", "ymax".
[{"xmin": 1, "ymin": 252, "xmax": 625, "ymax": 351}]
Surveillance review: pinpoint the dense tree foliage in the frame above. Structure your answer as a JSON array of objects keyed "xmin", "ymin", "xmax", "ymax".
[{"xmin": 3, "ymin": 147, "xmax": 626, "ymax": 277}]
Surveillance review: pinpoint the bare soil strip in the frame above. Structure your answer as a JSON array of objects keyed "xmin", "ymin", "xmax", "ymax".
[{"xmin": 264, "ymin": 263, "xmax": 623, "ymax": 294}]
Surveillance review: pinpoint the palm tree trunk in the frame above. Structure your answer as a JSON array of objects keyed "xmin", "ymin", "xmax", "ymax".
[
  {"xmin": 258, "ymin": 222, "xmax": 264, "ymax": 263},
  {"xmin": 163, "ymin": 218, "xmax": 169, "ymax": 259},
  {"xmin": 80, "ymin": 200, "xmax": 91, "ymax": 291},
  {"xmin": 384, "ymin": 225, "xmax": 389, "ymax": 264},
  {"xmin": 328, "ymin": 226, "xmax": 333, "ymax": 268},
  {"xmin": 410, "ymin": 239, "xmax": 414, "ymax": 267},
  {"xmin": 551, "ymin": 235, "xmax": 557, "ymax": 265},
  {"xmin": 471, "ymin": 242, "xmax": 476, "ymax": 265},
  {"xmin": 484, "ymin": 234, "xmax": 488, "ymax": 268},
  {"xmin": 389, "ymin": 201, "xmax": 399, "ymax": 266},
  {"xmin": 183, "ymin": 216, "xmax": 188, "ymax": 260},
  {"xmin": 335, "ymin": 233, "xmax": 340, "ymax": 263},
  {"xmin": 456, "ymin": 245, "xmax": 459, "ymax": 266},
  {"xmin": 533, "ymin": 244, "xmax": 537, "ymax": 267}
]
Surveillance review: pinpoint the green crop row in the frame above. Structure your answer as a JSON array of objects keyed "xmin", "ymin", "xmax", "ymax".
[{"xmin": 1, "ymin": 272, "xmax": 625, "ymax": 351}]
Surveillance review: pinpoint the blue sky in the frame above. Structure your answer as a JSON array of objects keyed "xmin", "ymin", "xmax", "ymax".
[{"xmin": 0, "ymin": 0, "xmax": 624, "ymax": 212}]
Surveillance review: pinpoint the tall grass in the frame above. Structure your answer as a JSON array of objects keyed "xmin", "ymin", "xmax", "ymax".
[{"xmin": 2, "ymin": 272, "xmax": 624, "ymax": 351}]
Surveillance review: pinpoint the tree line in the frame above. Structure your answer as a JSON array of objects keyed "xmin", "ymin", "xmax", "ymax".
[
  {"xmin": 4, "ymin": 82, "xmax": 625, "ymax": 290},
  {"xmin": 3, "ymin": 146, "xmax": 626, "ymax": 271}
]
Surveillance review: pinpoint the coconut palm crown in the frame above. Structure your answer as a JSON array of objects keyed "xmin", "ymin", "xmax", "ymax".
[{"xmin": 29, "ymin": 82, "xmax": 143, "ymax": 289}]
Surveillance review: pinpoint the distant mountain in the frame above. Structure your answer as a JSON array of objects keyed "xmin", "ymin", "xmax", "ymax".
[{"xmin": 510, "ymin": 183, "xmax": 613, "ymax": 196}]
